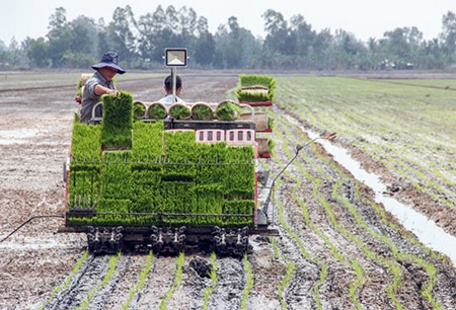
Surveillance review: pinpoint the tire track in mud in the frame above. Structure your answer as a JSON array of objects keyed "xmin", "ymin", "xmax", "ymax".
[
  {"xmin": 42, "ymin": 253, "xmax": 146, "ymax": 310},
  {"xmin": 246, "ymin": 237, "xmax": 285, "ymax": 309},
  {"xmin": 207, "ymin": 257, "xmax": 247, "ymax": 310},
  {"xmin": 269, "ymin": 117, "xmax": 361, "ymax": 309},
  {"xmin": 129, "ymin": 256, "xmax": 177, "ymax": 309},
  {"xmin": 44, "ymin": 255, "xmax": 110, "ymax": 309}
]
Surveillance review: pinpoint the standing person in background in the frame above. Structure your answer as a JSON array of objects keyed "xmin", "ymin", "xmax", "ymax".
[
  {"xmin": 80, "ymin": 52, "xmax": 126, "ymax": 123},
  {"xmin": 158, "ymin": 75, "xmax": 184, "ymax": 103}
]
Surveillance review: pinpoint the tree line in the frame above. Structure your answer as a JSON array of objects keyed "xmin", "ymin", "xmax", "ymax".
[{"xmin": 1, "ymin": 5, "xmax": 455, "ymax": 71}]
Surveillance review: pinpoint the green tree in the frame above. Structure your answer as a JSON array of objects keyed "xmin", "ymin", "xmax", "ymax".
[
  {"xmin": 441, "ymin": 11, "xmax": 456, "ymax": 63},
  {"xmin": 137, "ymin": 5, "xmax": 167, "ymax": 64},
  {"xmin": 289, "ymin": 14, "xmax": 316, "ymax": 69},
  {"xmin": 106, "ymin": 6, "xmax": 137, "ymax": 65},
  {"xmin": 25, "ymin": 37, "xmax": 49, "ymax": 67},
  {"xmin": 262, "ymin": 9, "xmax": 289, "ymax": 55},
  {"xmin": 312, "ymin": 29, "xmax": 333, "ymax": 70},
  {"xmin": 214, "ymin": 16, "xmax": 257, "ymax": 69},
  {"xmin": 419, "ymin": 39, "xmax": 447, "ymax": 69},
  {"xmin": 177, "ymin": 6, "xmax": 198, "ymax": 47},
  {"xmin": 69, "ymin": 16, "xmax": 98, "ymax": 55},
  {"xmin": 379, "ymin": 27, "xmax": 423, "ymax": 69},
  {"xmin": 96, "ymin": 18, "xmax": 110, "ymax": 57},
  {"xmin": 192, "ymin": 16, "xmax": 216, "ymax": 67},
  {"xmin": 47, "ymin": 7, "xmax": 73, "ymax": 67},
  {"xmin": 330, "ymin": 29, "xmax": 367, "ymax": 69}
]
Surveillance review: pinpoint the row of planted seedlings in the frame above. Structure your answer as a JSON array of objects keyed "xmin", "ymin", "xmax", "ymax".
[
  {"xmin": 38, "ymin": 251, "xmax": 91, "ymax": 309},
  {"xmin": 268, "ymin": 106, "xmax": 446, "ymax": 308},
  {"xmin": 274, "ymin": 106, "xmax": 446, "ymax": 304},
  {"xmin": 39, "ymin": 253, "xmax": 123, "ymax": 309},
  {"xmin": 312, "ymin": 87, "xmax": 456, "ymax": 210},
  {"xmin": 118, "ymin": 251, "xmax": 218, "ymax": 310},
  {"xmin": 264, "ymin": 118, "xmax": 340, "ymax": 309},
  {"xmin": 271, "ymin": 111, "xmax": 402, "ymax": 308},
  {"xmin": 276, "ymin": 76, "xmax": 456, "ymax": 214},
  {"xmin": 293, "ymin": 89, "xmax": 450, "ymax": 306},
  {"xmin": 329, "ymin": 104, "xmax": 456, "ymax": 210},
  {"xmin": 67, "ymin": 92, "xmax": 256, "ymax": 227}
]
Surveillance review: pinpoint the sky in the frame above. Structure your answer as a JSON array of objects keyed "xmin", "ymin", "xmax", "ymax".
[{"xmin": 1, "ymin": 0, "xmax": 454, "ymax": 45}]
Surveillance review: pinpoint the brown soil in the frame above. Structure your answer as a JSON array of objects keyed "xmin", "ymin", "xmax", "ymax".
[{"xmin": 1, "ymin": 72, "xmax": 455, "ymax": 309}]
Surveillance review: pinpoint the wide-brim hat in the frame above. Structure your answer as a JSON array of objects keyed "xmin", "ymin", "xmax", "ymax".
[{"xmin": 91, "ymin": 51, "xmax": 126, "ymax": 74}]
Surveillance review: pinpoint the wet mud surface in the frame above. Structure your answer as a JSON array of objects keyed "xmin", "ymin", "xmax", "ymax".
[{"xmin": 1, "ymin": 72, "xmax": 456, "ymax": 309}]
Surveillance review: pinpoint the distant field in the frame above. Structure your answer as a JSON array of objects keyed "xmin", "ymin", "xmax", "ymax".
[{"xmin": 0, "ymin": 71, "xmax": 163, "ymax": 90}]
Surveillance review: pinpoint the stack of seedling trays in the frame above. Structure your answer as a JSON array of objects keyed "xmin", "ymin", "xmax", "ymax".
[
  {"xmin": 66, "ymin": 92, "xmax": 257, "ymax": 230},
  {"xmin": 236, "ymin": 74, "xmax": 276, "ymax": 158}
]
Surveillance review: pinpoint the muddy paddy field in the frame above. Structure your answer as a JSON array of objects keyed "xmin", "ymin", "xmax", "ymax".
[{"xmin": 1, "ymin": 70, "xmax": 456, "ymax": 309}]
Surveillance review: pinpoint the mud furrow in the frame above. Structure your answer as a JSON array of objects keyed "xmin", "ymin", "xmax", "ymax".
[
  {"xmin": 90, "ymin": 255, "xmax": 136, "ymax": 309},
  {"xmin": 44, "ymin": 255, "xmax": 109, "ymax": 309},
  {"xmin": 206, "ymin": 258, "xmax": 245, "ymax": 310},
  {"xmin": 246, "ymin": 237, "xmax": 284, "ymax": 309},
  {"xmin": 167, "ymin": 255, "xmax": 210, "ymax": 309},
  {"xmin": 129, "ymin": 256, "xmax": 176, "ymax": 309}
]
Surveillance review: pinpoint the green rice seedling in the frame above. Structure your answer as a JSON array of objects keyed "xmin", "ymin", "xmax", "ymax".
[
  {"xmin": 202, "ymin": 253, "xmax": 218, "ymax": 309},
  {"xmin": 236, "ymin": 88, "xmax": 269, "ymax": 102},
  {"xmin": 195, "ymin": 143, "xmax": 227, "ymax": 184},
  {"xmin": 159, "ymin": 252, "xmax": 185, "ymax": 310},
  {"xmin": 348, "ymin": 261, "xmax": 365, "ymax": 310},
  {"xmin": 68, "ymin": 170, "xmax": 100, "ymax": 209},
  {"xmin": 70, "ymin": 122, "xmax": 102, "ymax": 163},
  {"xmin": 160, "ymin": 181, "xmax": 195, "ymax": 222},
  {"xmin": 215, "ymin": 100, "xmax": 241, "ymax": 120},
  {"xmin": 223, "ymin": 200, "xmax": 254, "ymax": 225},
  {"xmin": 133, "ymin": 102, "xmax": 146, "ymax": 120},
  {"xmin": 236, "ymin": 74, "xmax": 276, "ymax": 102},
  {"xmin": 100, "ymin": 152, "xmax": 132, "ymax": 200},
  {"xmin": 130, "ymin": 170, "xmax": 162, "ymax": 214},
  {"xmin": 270, "ymin": 237, "xmax": 282, "ymax": 260},
  {"xmin": 191, "ymin": 103, "xmax": 214, "ymax": 120},
  {"xmin": 278, "ymin": 261, "xmax": 295, "ymax": 310},
  {"xmin": 313, "ymin": 265, "xmax": 327, "ymax": 310},
  {"xmin": 241, "ymin": 253, "xmax": 254, "ymax": 310},
  {"xmin": 121, "ymin": 251, "xmax": 154, "ymax": 309},
  {"xmin": 193, "ymin": 184, "xmax": 224, "ymax": 225},
  {"xmin": 169, "ymin": 104, "xmax": 191, "ymax": 120},
  {"xmin": 132, "ymin": 121, "xmax": 164, "ymax": 160},
  {"xmin": 208, "ymin": 252, "xmax": 218, "ymax": 286},
  {"xmin": 163, "ymin": 131, "xmax": 196, "ymax": 177},
  {"xmin": 75, "ymin": 77, "xmax": 83, "ymax": 98},
  {"xmin": 76, "ymin": 253, "xmax": 121, "ymax": 310},
  {"xmin": 148, "ymin": 103, "xmax": 167, "ymax": 119},
  {"xmin": 100, "ymin": 91, "xmax": 133, "ymax": 149},
  {"xmin": 224, "ymin": 146, "xmax": 255, "ymax": 199},
  {"xmin": 38, "ymin": 251, "xmax": 90, "ymax": 309},
  {"xmin": 268, "ymin": 117, "xmax": 275, "ymax": 130}
]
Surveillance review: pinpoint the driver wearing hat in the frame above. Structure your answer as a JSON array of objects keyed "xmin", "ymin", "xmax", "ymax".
[{"xmin": 80, "ymin": 52, "xmax": 126, "ymax": 123}]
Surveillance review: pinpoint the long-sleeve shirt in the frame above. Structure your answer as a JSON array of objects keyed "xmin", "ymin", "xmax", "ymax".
[{"xmin": 80, "ymin": 71, "xmax": 116, "ymax": 123}]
